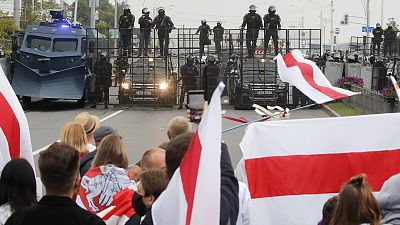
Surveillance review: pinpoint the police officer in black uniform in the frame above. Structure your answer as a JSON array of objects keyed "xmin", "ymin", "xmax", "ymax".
[
  {"xmin": 138, "ymin": 8, "xmax": 153, "ymax": 57},
  {"xmin": 195, "ymin": 19, "xmax": 212, "ymax": 55},
  {"xmin": 119, "ymin": 5, "xmax": 135, "ymax": 57},
  {"xmin": 241, "ymin": 4, "xmax": 263, "ymax": 58},
  {"xmin": 93, "ymin": 52, "xmax": 112, "ymax": 109},
  {"xmin": 178, "ymin": 56, "xmax": 199, "ymax": 109},
  {"xmin": 203, "ymin": 55, "xmax": 220, "ymax": 102},
  {"xmin": 113, "ymin": 56, "xmax": 128, "ymax": 86},
  {"xmin": 213, "ymin": 21, "xmax": 225, "ymax": 54},
  {"xmin": 372, "ymin": 23, "xmax": 383, "ymax": 56},
  {"xmin": 264, "ymin": 5, "xmax": 281, "ymax": 56},
  {"xmin": 384, "ymin": 25, "xmax": 397, "ymax": 57},
  {"xmin": 153, "ymin": 7, "xmax": 174, "ymax": 56}
]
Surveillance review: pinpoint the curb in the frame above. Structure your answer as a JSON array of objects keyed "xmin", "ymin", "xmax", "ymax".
[{"xmin": 322, "ymin": 104, "xmax": 341, "ymax": 117}]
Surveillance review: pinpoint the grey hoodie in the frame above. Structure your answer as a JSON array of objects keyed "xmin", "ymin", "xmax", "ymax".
[{"xmin": 377, "ymin": 173, "xmax": 400, "ymax": 225}]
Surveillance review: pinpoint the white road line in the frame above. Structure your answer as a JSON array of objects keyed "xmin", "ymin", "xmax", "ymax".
[{"xmin": 32, "ymin": 110, "xmax": 124, "ymax": 156}]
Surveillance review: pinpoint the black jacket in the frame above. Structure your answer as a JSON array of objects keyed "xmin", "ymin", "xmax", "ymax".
[
  {"xmin": 241, "ymin": 12, "xmax": 263, "ymax": 30},
  {"xmin": 79, "ymin": 150, "xmax": 97, "ymax": 177},
  {"xmin": 263, "ymin": 13, "xmax": 281, "ymax": 30},
  {"xmin": 5, "ymin": 196, "xmax": 105, "ymax": 225},
  {"xmin": 213, "ymin": 25, "xmax": 225, "ymax": 41},
  {"xmin": 139, "ymin": 15, "xmax": 153, "ymax": 35}
]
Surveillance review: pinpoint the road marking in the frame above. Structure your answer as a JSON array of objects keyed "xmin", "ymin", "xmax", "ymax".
[{"xmin": 32, "ymin": 110, "xmax": 124, "ymax": 156}]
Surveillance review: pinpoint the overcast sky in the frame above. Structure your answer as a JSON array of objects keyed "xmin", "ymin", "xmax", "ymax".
[{"xmin": 119, "ymin": 0, "xmax": 399, "ymax": 45}]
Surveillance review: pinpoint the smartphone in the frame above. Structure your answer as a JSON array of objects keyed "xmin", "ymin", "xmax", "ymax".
[{"xmin": 187, "ymin": 90, "xmax": 205, "ymax": 122}]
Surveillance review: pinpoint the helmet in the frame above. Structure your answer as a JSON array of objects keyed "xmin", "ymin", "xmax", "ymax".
[
  {"xmin": 123, "ymin": 4, "xmax": 130, "ymax": 10},
  {"xmin": 207, "ymin": 55, "xmax": 216, "ymax": 64},
  {"xmin": 388, "ymin": 25, "xmax": 393, "ymax": 29},
  {"xmin": 249, "ymin": 4, "xmax": 257, "ymax": 12},
  {"xmin": 186, "ymin": 55, "xmax": 194, "ymax": 65},
  {"xmin": 142, "ymin": 7, "xmax": 150, "ymax": 14},
  {"xmin": 99, "ymin": 51, "xmax": 107, "ymax": 59},
  {"xmin": 376, "ymin": 23, "xmax": 381, "ymax": 28},
  {"xmin": 217, "ymin": 21, "xmax": 222, "ymax": 25},
  {"xmin": 158, "ymin": 7, "xmax": 165, "ymax": 14},
  {"xmin": 201, "ymin": 19, "xmax": 206, "ymax": 24},
  {"xmin": 268, "ymin": 5, "xmax": 276, "ymax": 13}
]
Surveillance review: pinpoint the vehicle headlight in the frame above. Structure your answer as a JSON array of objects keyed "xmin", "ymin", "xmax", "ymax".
[
  {"xmin": 260, "ymin": 58, "xmax": 267, "ymax": 63},
  {"xmin": 159, "ymin": 82, "xmax": 168, "ymax": 90},
  {"xmin": 121, "ymin": 82, "xmax": 130, "ymax": 90},
  {"xmin": 148, "ymin": 57, "xmax": 154, "ymax": 62}
]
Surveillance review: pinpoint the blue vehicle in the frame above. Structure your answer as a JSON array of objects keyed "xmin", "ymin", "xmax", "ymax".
[{"xmin": 10, "ymin": 9, "xmax": 103, "ymax": 107}]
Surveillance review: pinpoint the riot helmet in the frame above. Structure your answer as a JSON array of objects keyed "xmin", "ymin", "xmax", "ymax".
[
  {"xmin": 268, "ymin": 5, "xmax": 276, "ymax": 14},
  {"xmin": 376, "ymin": 23, "xmax": 381, "ymax": 28},
  {"xmin": 123, "ymin": 4, "xmax": 130, "ymax": 14},
  {"xmin": 249, "ymin": 4, "xmax": 257, "ymax": 12},
  {"xmin": 186, "ymin": 55, "xmax": 194, "ymax": 65},
  {"xmin": 158, "ymin": 7, "xmax": 165, "ymax": 16},
  {"xmin": 388, "ymin": 25, "xmax": 393, "ymax": 30},
  {"xmin": 99, "ymin": 51, "xmax": 107, "ymax": 60},
  {"xmin": 217, "ymin": 21, "xmax": 222, "ymax": 26},
  {"xmin": 142, "ymin": 7, "xmax": 150, "ymax": 15},
  {"xmin": 207, "ymin": 55, "xmax": 216, "ymax": 64},
  {"xmin": 201, "ymin": 19, "xmax": 207, "ymax": 25}
]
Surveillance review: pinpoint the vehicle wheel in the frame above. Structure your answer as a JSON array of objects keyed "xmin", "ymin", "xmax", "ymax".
[{"xmin": 22, "ymin": 96, "xmax": 31, "ymax": 104}]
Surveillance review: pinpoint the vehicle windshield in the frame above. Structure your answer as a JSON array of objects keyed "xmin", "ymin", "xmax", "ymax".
[
  {"xmin": 53, "ymin": 39, "xmax": 78, "ymax": 52},
  {"xmin": 26, "ymin": 35, "xmax": 51, "ymax": 52}
]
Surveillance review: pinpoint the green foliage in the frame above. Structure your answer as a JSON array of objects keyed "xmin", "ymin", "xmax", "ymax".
[
  {"xmin": 326, "ymin": 102, "xmax": 364, "ymax": 117},
  {"xmin": 96, "ymin": 20, "xmax": 109, "ymax": 37},
  {"xmin": 69, "ymin": 0, "xmax": 90, "ymax": 25},
  {"xmin": 0, "ymin": 19, "xmax": 17, "ymax": 39},
  {"xmin": 70, "ymin": 0, "xmax": 123, "ymax": 27}
]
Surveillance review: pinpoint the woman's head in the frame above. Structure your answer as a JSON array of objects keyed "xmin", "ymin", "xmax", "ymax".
[
  {"xmin": 330, "ymin": 174, "xmax": 381, "ymax": 225},
  {"xmin": 138, "ymin": 169, "xmax": 168, "ymax": 208},
  {"xmin": 60, "ymin": 122, "xmax": 87, "ymax": 155},
  {"xmin": 92, "ymin": 134, "xmax": 128, "ymax": 169},
  {"xmin": 0, "ymin": 158, "xmax": 37, "ymax": 212}
]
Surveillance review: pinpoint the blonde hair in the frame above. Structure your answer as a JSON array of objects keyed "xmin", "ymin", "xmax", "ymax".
[
  {"xmin": 167, "ymin": 116, "xmax": 192, "ymax": 140},
  {"xmin": 92, "ymin": 134, "xmax": 129, "ymax": 169},
  {"xmin": 60, "ymin": 122, "xmax": 88, "ymax": 156}
]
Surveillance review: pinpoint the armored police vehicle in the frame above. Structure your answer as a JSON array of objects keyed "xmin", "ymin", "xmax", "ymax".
[{"xmin": 11, "ymin": 9, "xmax": 93, "ymax": 106}]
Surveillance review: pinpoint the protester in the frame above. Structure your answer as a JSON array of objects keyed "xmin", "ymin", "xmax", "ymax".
[
  {"xmin": 140, "ymin": 148, "xmax": 166, "ymax": 171},
  {"xmin": 330, "ymin": 174, "xmax": 381, "ymax": 225},
  {"xmin": 126, "ymin": 169, "xmax": 168, "ymax": 225},
  {"xmin": 76, "ymin": 134, "xmax": 136, "ymax": 214},
  {"xmin": 79, "ymin": 126, "xmax": 119, "ymax": 177},
  {"xmin": 128, "ymin": 164, "xmax": 143, "ymax": 182},
  {"xmin": 5, "ymin": 143, "xmax": 105, "ymax": 225},
  {"xmin": 317, "ymin": 196, "xmax": 338, "ymax": 225},
  {"xmin": 74, "ymin": 112, "xmax": 100, "ymax": 153},
  {"xmin": 60, "ymin": 122, "xmax": 88, "ymax": 158},
  {"xmin": 165, "ymin": 132, "xmax": 239, "ymax": 225},
  {"xmin": 167, "ymin": 116, "xmax": 192, "ymax": 140},
  {"xmin": 0, "ymin": 159, "xmax": 37, "ymax": 225},
  {"xmin": 377, "ymin": 173, "xmax": 400, "ymax": 225}
]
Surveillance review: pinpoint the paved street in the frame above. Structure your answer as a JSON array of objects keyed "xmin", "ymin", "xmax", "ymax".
[{"xmin": 26, "ymin": 102, "xmax": 331, "ymax": 174}]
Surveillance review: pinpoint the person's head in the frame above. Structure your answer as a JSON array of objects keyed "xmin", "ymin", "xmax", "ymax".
[
  {"xmin": 165, "ymin": 132, "xmax": 194, "ymax": 179},
  {"xmin": 207, "ymin": 55, "xmax": 216, "ymax": 65},
  {"xmin": 128, "ymin": 164, "xmax": 142, "ymax": 182},
  {"xmin": 139, "ymin": 169, "xmax": 168, "ymax": 207},
  {"xmin": 158, "ymin": 7, "xmax": 165, "ymax": 16},
  {"xmin": 217, "ymin": 21, "xmax": 222, "ymax": 26},
  {"xmin": 201, "ymin": 19, "xmax": 207, "ymax": 25},
  {"xmin": 39, "ymin": 143, "xmax": 80, "ymax": 197},
  {"xmin": 141, "ymin": 148, "xmax": 166, "ymax": 171},
  {"xmin": 320, "ymin": 196, "xmax": 337, "ymax": 225},
  {"xmin": 142, "ymin": 7, "xmax": 150, "ymax": 15},
  {"xmin": 268, "ymin": 5, "xmax": 276, "ymax": 14},
  {"xmin": 123, "ymin": 4, "xmax": 130, "ymax": 14},
  {"xmin": 92, "ymin": 134, "xmax": 129, "ymax": 169},
  {"xmin": 248, "ymin": 4, "xmax": 257, "ymax": 13},
  {"xmin": 74, "ymin": 112, "xmax": 100, "ymax": 145},
  {"xmin": 99, "ymin": 51, "xmax": 107, "ymax": 61},
  {"xmin": 94, "ymin": 126, "xmax": 119, "ymax": 146},
  {"xmin": 330, "ymin": 174, "xmax": 381, "ymax": 225},
  {"xmin": 388, "ymin": 25, "xmax": 393, "ymax": 30},
  {"xmin": 376, "ymin": 23, "xmax": 381, "ymax": 28},
  {"xmin": 60, "ymin": 122, "xmax": 87, "ymax": 155},
  {"xmin": 167, "ymin": 116, "xmax": 192, "ymax": 140},
  {"xmin": 186, "ymin": 55, "xmax": 194, "ymax": 66},
  {"xmin": 158, "ymin": 141, "xmax": 169, "ymax": 150},
  {"xmin": 0, "ymin": 158, "xmax": 37, "ymax": 212}
]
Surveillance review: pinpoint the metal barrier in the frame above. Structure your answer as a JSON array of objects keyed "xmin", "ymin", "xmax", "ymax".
[
  {"xmin": 349, "ymin": 33, "xmax": 400, "ymax": 58},
  {"xmin": 86, "ymin": 27, "xmax": 321, "ymax": 108}
]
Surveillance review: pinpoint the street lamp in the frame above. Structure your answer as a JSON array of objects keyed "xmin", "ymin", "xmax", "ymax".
[{"xmin": 290, "ymin": 5, "xmax": 304, "ymax": 28}]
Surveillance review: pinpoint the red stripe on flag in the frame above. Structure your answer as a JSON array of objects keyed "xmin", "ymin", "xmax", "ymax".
[
  {"xmin": 180, "ymin": 132, "xmax": 202, "ymax": 225},
  {"xmin": 245, "ymin": 149, "xmax": 400, "ymax": 199},
  {"xmin": 283, "ymin": 53, "xmax": 347, "ymax": 100},
  {"xmin": 0, "ymin": 92, "xmax": 20, "ymax": 158}
]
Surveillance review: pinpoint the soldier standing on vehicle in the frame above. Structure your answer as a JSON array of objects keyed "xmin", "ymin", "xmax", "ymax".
[
  {"xmin": 263, "ymin": 5, "xmax": 281, "ymax": 56},
  {"xmin": 178, "ymin": 56, "xmax": 199, "ymax": 109},
  {"xmin": 119, "ymin": 5, "xmax": 135, "ymax": 57},
  {"xmin": 241, "ymin": 4, "xmax": 263, "ymax": 58},
  {"xmin": 384, "ymin": 25, "xmax": 397, "ymax": 57},
  {"xmin": 203, "ymin": 55, "xmax": 220, "ymax": 102},
  {"xmin": 195, "ymin": 19, "xmax": 212, "ymax": 55},
  {"xmin": 213, "ymin": 21, "xmax": 225, "ymax": 54},
  {"xmin": 372, "ymin": 23, "xmax": 384, "ymax": 56},
  {"xmin": 153, "ymin": 7, "xmax": 174, "ymax": 56},
  {"xmin": 93, "ymin": 52, "xmax": 112, "ymax": 109},
  {"xmin": 138, "ymin": 8, "xmax": 153, "ymax": 57}
]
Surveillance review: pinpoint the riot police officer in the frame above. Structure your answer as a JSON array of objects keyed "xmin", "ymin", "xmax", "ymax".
[
  {"xmin": 153, "ymin": 7, "xmax": 174, "ymax": 56},
  {"xmin": 213, "ymin": 21, "xmax": 225, "ymax": 54},
  {"xmin": 93, "ymin": 52, "xmax": 112, "ymax": 109},
  {"xmin": 384, "ymin": 25, "xmax": 397, "ymax": 57},
  {"xmin": 372, "ymin": 23, "xmax": 383, "ymax": 56},
  {"xmin": 264, "ymin": 5, "xmax": 281, "ymax": 56},
  {"xmin": 178, "ymin": 56, "xmax": 199, "ymax": 109},
  {"xmin": 138, "ymin": 8, "xmax": 153, "ymax": 57},
  {"xmin": 203, "ymin": 55, "xmax": 220, "ymax": 101},
  {"xmin": 195, "ymin": 19, "xmax": 212, "ymax": 55},
  {"xmin": 119, "ymin": 5, "xmax": 135, "ymax": 56},
  {"xmin": 113, "ymin": 56, "xmax": 128, "ymax": 86},
  {"xmin": 241, "ymin": 4, "xmax": 263, "ymax": 58}
]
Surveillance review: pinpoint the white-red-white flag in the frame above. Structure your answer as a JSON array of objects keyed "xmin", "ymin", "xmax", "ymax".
[
  {"xmin": 152, "ymin": 83, "xmax": 224, "ymax": 225},
  {"xmin": 390, "ymin": 76, "xmax": 400, "ymax": 99},
  {"xmin": 240, "ymin": 113, "xmax": 400, "ymax": 225},
  {"xmin": 276, "ymin": 50, "xmax": 358, "ymax": 104},
  {"xmin": 0, "ymin": 66, "xmax": 34, "ymax": 173}
]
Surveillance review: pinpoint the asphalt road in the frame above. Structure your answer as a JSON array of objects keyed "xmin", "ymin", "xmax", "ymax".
[{"xmin": 26, "ymin": 101, "xmax": 331, "ymax": 174}]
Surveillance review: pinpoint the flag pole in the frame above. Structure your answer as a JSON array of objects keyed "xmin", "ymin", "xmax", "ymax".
[{"xmin": 222, "ymin": 103, "xmax": 319, "ymax": 133}]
